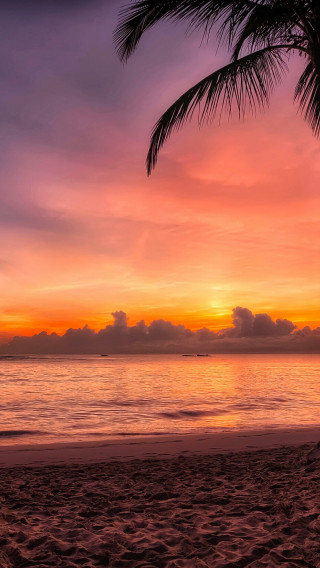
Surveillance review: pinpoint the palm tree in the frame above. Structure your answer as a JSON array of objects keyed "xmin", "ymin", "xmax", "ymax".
[{"xmin": 114, "ymin": 0, "xmax": 320, "ymax": 174}]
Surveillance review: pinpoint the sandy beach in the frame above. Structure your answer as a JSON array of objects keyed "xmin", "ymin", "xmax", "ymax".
[{"xmin": 0, "ymin": 429, "xmax": 320, "ymax": 567}]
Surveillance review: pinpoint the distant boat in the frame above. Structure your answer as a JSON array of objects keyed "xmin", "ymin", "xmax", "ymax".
[
  {"xmin": 100, "ymin": 354, "xmax": 109, "ymax": 357},
  {"xmin": 182, "ymin": 354, "xmax": 196, "ymax": 357},
  {"xmin": 196, "ymin": 354, "xmax": 209, "ymax": 357}
]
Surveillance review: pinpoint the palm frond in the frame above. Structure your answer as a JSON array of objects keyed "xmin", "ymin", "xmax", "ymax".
[
  {"xmin": 114, "ymin": 0, "xmax": 176, "ymax": 61},
  {"xmin": 216, "ymin": 1, "xmax": 260, "ymax": 49},
  {"xmin": 146, "ymin": 46, "xmax": 287, "ymax": 174},
  {"xmin": 114, "ymin": 0, "xmax": 259, "ymax": 62},
  {"xmin": 294, "ymin": 61, "xmax": 320, "ymax": 136},
  {"xmin": 232, "ymin": 3, "xmax": 297, "ymax": 60}
]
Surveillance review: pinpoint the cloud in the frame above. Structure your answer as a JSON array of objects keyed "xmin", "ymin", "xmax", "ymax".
[
  {"xmin": 231, "ymin": 306, "xmax": 255, "ymax": 337},
  {"xmin": 1, "ymin": 308, "xmax": 319, "ymax": 354},
  {"xmin": 112, "ymin": 310, "xmax": 128, "ymax": 328},
  {"xmin": 148, "ymin": 319, "xmax": 193, "ymax": 341},
  {"xmin": 222, "ymin": 307, "xmax": 297, "ymax": 338},
  {"xmin": 295, "ymin": 325, "xmax": 320, "ymax": 336}
]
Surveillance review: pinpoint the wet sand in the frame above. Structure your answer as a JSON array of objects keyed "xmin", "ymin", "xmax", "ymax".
[
  {"xmin": 1, "ymin": 430, "xmax": 320, "ymax": 567},
  {"xmin": 1, "ymin": 427, "xmax": 320, "ymax": 468}
]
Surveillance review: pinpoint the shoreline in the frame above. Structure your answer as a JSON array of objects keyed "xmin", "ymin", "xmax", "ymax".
[{"xmin": 1, "ymin": 426, "xmax": 320, "ymax": 468}]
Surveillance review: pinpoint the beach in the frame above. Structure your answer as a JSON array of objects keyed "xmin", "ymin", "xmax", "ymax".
[{"xmin": 1, "ymin": 429, "xmax": 320, "ymax": 567}]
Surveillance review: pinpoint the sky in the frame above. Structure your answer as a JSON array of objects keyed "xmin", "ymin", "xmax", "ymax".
[{"xmin": 0, "ymin": 0, "xmax": 319, "ymax": 345}]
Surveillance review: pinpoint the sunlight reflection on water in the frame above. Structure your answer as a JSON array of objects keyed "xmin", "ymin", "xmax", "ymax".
[{"xmin": 0, "ymin": 354, "xmax": 320, "ymax": 444}]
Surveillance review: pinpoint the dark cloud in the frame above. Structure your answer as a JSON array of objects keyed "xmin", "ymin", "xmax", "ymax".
[
  {"xmin": 223, "ymin": 307, "xmax": 297, "ymax": 338},
  {"xmin": 195, "ymin": 327, "xmax": 217, "ymax": 341},
  {"xmin": 274, "ymin": 317, "xmax": 296, "ymax": 336},
  {"xmin": 231, "ymin": 306, "xmax": 254, "ymax": 337},
  {"xmin": 128, "ymin": 320, "xmax": 148, "ymax": 342},
  {"xmin": 148, "ymin": 319, "xmax": 192, "ymax": 341},
  {"xmin": 295, "ymin": 326, "xmax": 320, "ymax": 336},
  {"xmin": 112, "ymin": 310, "xmax": 128, "ymax": 327},
  {"xmin": 1, "ymin": 308, "xmax": 319, "ymax": 354}
]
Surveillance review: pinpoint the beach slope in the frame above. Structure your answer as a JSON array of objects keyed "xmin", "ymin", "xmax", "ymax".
[{"xmin": 1, "ymin": 434, "xmax": 320, "ymax": 567}]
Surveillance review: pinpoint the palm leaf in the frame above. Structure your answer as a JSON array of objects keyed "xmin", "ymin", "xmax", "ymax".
[
  {"xmin": 114, "ymin": 0, "xmax": 261, "ymax": 62},
  {"xmin": 146, "ymin": 46, "xmax": 287, "ymax": 174},
  {"xmin": 232, "ymin": 3, "xmax": 296, "ymax": 60},
  {"xmin": 294, "ymin": 62, "xmax": 320, "ymax": 136}
]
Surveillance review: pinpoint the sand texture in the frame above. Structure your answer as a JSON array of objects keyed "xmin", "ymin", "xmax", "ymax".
[{"xmin": 1, "ymin": 444, "xmax": 320, "ymax": 567}]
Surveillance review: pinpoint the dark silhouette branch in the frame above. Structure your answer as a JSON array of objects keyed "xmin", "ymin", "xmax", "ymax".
[
  {"xmin": 115, "ymin": 0, "xmax": 320, "ymax": 173},
  {"xmin": 146, "ymin": 46, "xmax": 287, "ymax": 174}
]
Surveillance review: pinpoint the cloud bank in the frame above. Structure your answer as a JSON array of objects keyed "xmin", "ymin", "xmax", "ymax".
[{"xmin": 1, "ymin": 308, "xmax": 319, "ymax": 354}]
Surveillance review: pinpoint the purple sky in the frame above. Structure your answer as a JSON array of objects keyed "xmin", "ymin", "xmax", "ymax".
[{"xmin": 0, "ymin": 0, "xmax": 319, "ymax": 347}]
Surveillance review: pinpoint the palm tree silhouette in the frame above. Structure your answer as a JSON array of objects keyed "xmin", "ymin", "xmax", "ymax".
[{"xmin": 114, "ymin": 1, "xmax": 320, "ymax": 174}]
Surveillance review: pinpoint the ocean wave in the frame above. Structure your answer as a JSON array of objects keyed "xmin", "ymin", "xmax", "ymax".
[
  {"xmin": 86, "ymin": 431, "xmax": 174, "ymax": 437},
  {"xmin": 86, "ymin": 399, "xmax": 153, "ymax": 408},
  {"xmin": 0, "ymin": 429, "xmax": 41, "ymax": 438},
  {"xmin": 0, "ymin": 355, "xmax": 31, "ymax": 360},
  {"xmin": 159, "ymin": 409, "xmax": 226, "ymax": 420},
  {"xmin": 113, "ymin": 431, "xmax": 173, "ymax": 437},
  {"xmin": 230, "ymin": 397, "xmax": 289, "ymax": 411}
]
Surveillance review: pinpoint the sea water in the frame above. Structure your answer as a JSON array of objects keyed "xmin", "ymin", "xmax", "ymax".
[{"xmin": 0, "ymin": 354, "xmax": 320, "ymax": 445}]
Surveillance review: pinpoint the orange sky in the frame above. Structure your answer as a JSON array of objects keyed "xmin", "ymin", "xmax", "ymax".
[{"xmin": 0, "ymin": 1, "xmax": 319, "ymax": 339}]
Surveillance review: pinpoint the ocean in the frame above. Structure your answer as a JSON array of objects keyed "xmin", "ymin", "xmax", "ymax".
[{"xmin": 1, "ymin": 354, "xmax": 320, "ymax": 445}]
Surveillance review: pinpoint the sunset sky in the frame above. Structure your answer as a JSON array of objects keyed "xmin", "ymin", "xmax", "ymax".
[{"xmin": 0, "ymin": 0, "xmax": 319, "ymax": 340}]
